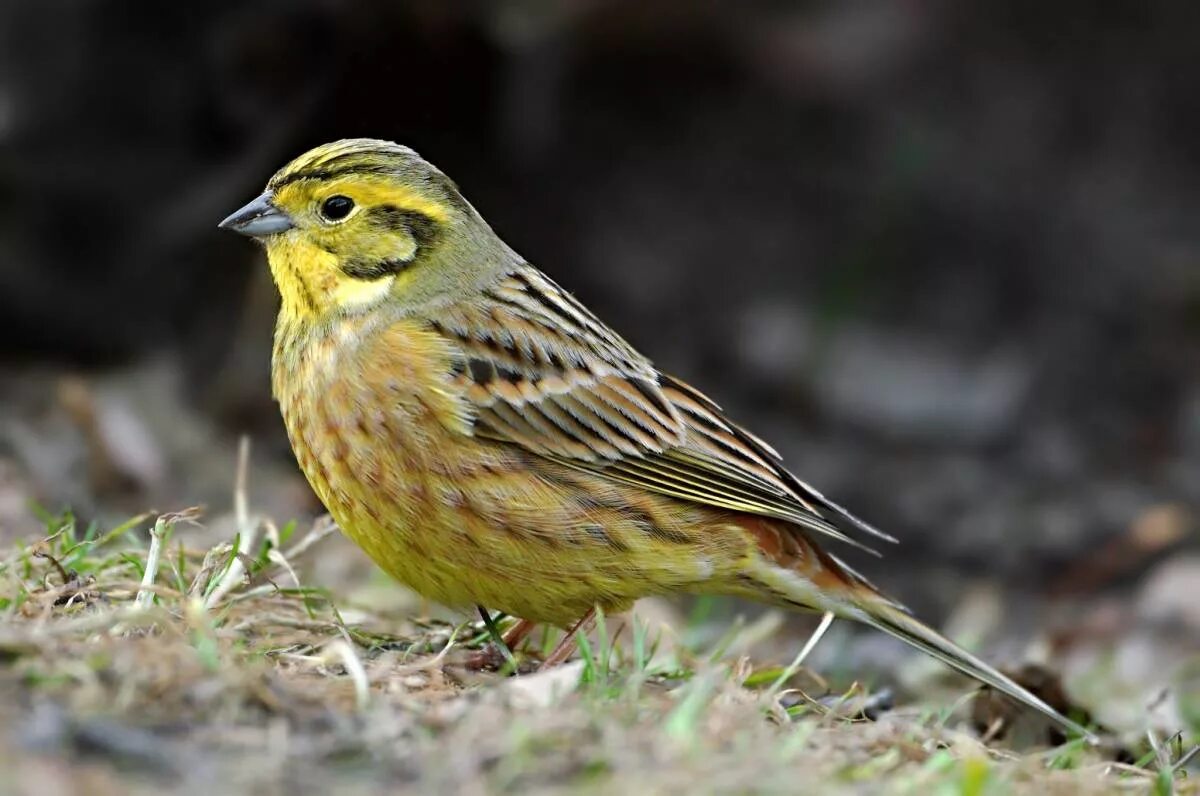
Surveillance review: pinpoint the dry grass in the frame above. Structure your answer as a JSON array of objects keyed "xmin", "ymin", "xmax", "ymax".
[{"xmin": 0, "ymin": 503, "xmax": 1193, "ymax": 796}]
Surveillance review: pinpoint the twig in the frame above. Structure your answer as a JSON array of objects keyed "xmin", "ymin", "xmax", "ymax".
[
  {"xmin": 220, "ymin": 584, "xmax": 285, "ymax": 608},
  {"xmin": 267, "ymin": 550, "xmax": 302, "ymax": 589},
  {"xmin": 766, "ymin": 610, "xmax": 835, "ymax": 699},
  {"xmin": 391, "ymin": 622, "xmax": 466, "ymax": 674},
  {"xmin": 1147, "ymin": 728, "xmax": 1170, "ymax": 770},
  {"xmin": 204, "ymin": 437, "xmax": 258, "ymax": 609},
  {"xmin": 33, "ymin": 549, "xmax": 71, "ymax": 585},
  {"xmin": 234, "ymin": 435, "xmax": 250, "ymax": 539},
  {"xmin": 1097, "ymin": 762, "xmax": 1156, "ymax": 780},
  {"xmin": 28, "ymin": 605, "xmax": 163, "ymax": 638},
  {"xmin": 135, "ymin": 515, "xmax": 171, "ymax": 608},
  {"xmin": 324, "ymin": 640, "xmax": 370, "ymax": 712},
  {"xmin": 280, "ymin": 515, "xmax": 339, "ymax": 562},
  {"xmin": 1175, "ymin": 744, "xmax": 1199, "ymax": 771},
  {"xmin": 229, "ymin": 613, "xmax": 341, "ymax": 633}
]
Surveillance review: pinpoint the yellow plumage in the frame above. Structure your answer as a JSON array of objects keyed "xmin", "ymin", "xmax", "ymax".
[{"xmin": 219, "ymin": 138, "xmax": 1095, "ymax": 741}]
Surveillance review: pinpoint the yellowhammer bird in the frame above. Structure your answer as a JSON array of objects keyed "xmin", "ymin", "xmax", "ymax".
[{"xmin": 220, "ymin": 138, "xmax": 1094, "ymax": 741}]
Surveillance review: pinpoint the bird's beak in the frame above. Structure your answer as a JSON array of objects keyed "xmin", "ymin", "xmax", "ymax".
[{"xmin": 218, "ymin": 192, "xmax": 295, "ymax": 237}]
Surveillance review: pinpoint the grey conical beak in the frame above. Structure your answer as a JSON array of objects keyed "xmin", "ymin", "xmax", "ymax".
[{"xmin": 218, "ymin": 193, "xmax": 295, "ymax": 237}]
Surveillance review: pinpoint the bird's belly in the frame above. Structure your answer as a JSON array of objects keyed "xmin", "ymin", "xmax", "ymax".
[{"xmin": 280, "ymin": 376, "xmax": 750, "ymax": 626}]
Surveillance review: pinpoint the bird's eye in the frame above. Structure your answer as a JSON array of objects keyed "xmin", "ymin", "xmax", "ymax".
[{"xmin": 319, "ymin": 195, "xmax": 355, "ymax": 222}]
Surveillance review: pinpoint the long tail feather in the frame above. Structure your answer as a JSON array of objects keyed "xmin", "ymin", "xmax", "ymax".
[
  {"xmin": 740, "ymin": 517, "xmax": 1098, "ymax": 744},
  {"xmin": 849, "ymin": 594, "xmax": 1098, "ymax": 744}
]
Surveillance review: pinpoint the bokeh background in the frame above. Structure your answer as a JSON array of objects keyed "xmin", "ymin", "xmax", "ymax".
[{"xmin": 1, "ymin": 0, "xmax": 1197, "ymax": 725}]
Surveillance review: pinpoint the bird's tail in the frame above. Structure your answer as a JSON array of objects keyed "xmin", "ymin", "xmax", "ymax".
[
  {"xmin": 738, "ymin": 517, "xmax": 1097, "ymax": 743},
  {"xmin": 846, "ymin": 590, "xmax": 1097, "ymax": 744}
]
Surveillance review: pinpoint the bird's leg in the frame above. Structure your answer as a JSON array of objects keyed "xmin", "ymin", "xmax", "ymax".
[
  {"xmin": 541, "ymin": 607, "xmax": 597, "ymax": 668},
  {"xmin": 502, "ymin": 617, "xmax": 537, "ymax": 650},
  {"xmin": 465, "ymin": 608, "xmax": 536, "ymax": 671}
]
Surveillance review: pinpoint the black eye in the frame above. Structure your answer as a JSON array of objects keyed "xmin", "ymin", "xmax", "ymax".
[{"xmin": 320, "ymin": 195, "xmax": 355, "ymax": 221}]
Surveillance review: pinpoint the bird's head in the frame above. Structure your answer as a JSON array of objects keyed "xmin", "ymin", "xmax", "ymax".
[{"xmin": 220, "ymin": 139, "xmax": 513, "ymax": 323}]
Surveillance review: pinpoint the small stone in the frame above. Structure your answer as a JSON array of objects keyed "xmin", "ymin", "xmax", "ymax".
[
  {"xmin": 1137, "ymin": 555, "xmax": 1200, "ymax": 630},
  {"xmin": 503, "ymin": 660, "xmax": 584, "ymax": 709}
]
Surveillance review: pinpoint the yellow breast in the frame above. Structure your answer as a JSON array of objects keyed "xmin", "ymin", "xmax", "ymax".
[
  {"xmin": 274, "ymin": 315, "xmax": 478, "ymax": 600},
  {"xmin": 271, "ymin": 315, "xmax": 754, "ymax": 626}
]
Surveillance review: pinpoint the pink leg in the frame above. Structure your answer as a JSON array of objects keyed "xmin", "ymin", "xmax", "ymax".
[
  {"xmin": 541, "ymin": 607, "xmax": 597, "ymax": 668},
  {"xmin": 502, "ymin": 618, "xmax": 537, "ymax": 650}
]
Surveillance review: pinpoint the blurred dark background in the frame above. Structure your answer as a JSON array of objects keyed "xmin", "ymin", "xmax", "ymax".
[{"xmin": 0, "ymin": 0, "xmax": 1197, "ymax": 673}]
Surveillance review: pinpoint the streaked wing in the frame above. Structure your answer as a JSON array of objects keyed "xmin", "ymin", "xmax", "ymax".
[
  {"xmin": 430, "ymin": 267, "xmax": 687, "ymax": 460},
  {"xmin": 433, "ymin": 265, "xmax": 895, "ymax": 552}
]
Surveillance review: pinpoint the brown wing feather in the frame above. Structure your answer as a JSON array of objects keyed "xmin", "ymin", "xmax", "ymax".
[
  {"xmin": 431, "ymin": 268, "xmax": 686, "ymax": 462},
  {"xmin": 432, "ymin": 265, "xmax": 895, "ymax": 551}
]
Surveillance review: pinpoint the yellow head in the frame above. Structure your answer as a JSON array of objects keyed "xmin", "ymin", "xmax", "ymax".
[{"xmin": 219, "ymin": 139, "xmax": 517, "ymax": 323}]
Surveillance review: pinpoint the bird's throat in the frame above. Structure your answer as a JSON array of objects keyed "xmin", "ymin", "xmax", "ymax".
[{"xmin": 265, "ymin": 237, "xmax": 395, "ymax": 324}]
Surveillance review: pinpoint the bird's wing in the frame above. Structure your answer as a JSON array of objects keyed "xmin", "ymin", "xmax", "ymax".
[{"xmin": 432, "ymin": 266, "xmax": 894, "ymax": 552}]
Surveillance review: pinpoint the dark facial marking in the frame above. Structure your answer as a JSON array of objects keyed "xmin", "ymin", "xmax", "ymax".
[
  {"xmin": 287, "ymin": 259, "xmax": 318, "ymax": 313},
  {"xmin": 341, "ymin": 257, "xmax": 413, "ymax": 280},
  {"xmin": 338, "ymin": 205, "xmax": 442, "ymax": 281},
  {"xmin": 367, "ymin": 206, "xmax": 441, "ymax": 248},
  {"xmin": 270, "ymin": 163, "xmax": 395, "ymax": 189}
]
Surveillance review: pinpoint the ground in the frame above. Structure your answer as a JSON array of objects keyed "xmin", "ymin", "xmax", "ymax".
[{"xmin": 0, "ymin": 502, "xmax": 1193, "ymax": 796}]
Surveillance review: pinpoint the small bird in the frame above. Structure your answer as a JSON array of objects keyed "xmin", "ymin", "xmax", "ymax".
[{"xmin": 220, "ymin": 139, "xmax": 1093, "ymax": 740}]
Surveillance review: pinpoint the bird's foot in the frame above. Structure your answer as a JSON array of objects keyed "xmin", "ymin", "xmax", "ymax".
[{"xmin": 463, "ymin": 643, "xmax": 512, "ymax": 672}]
